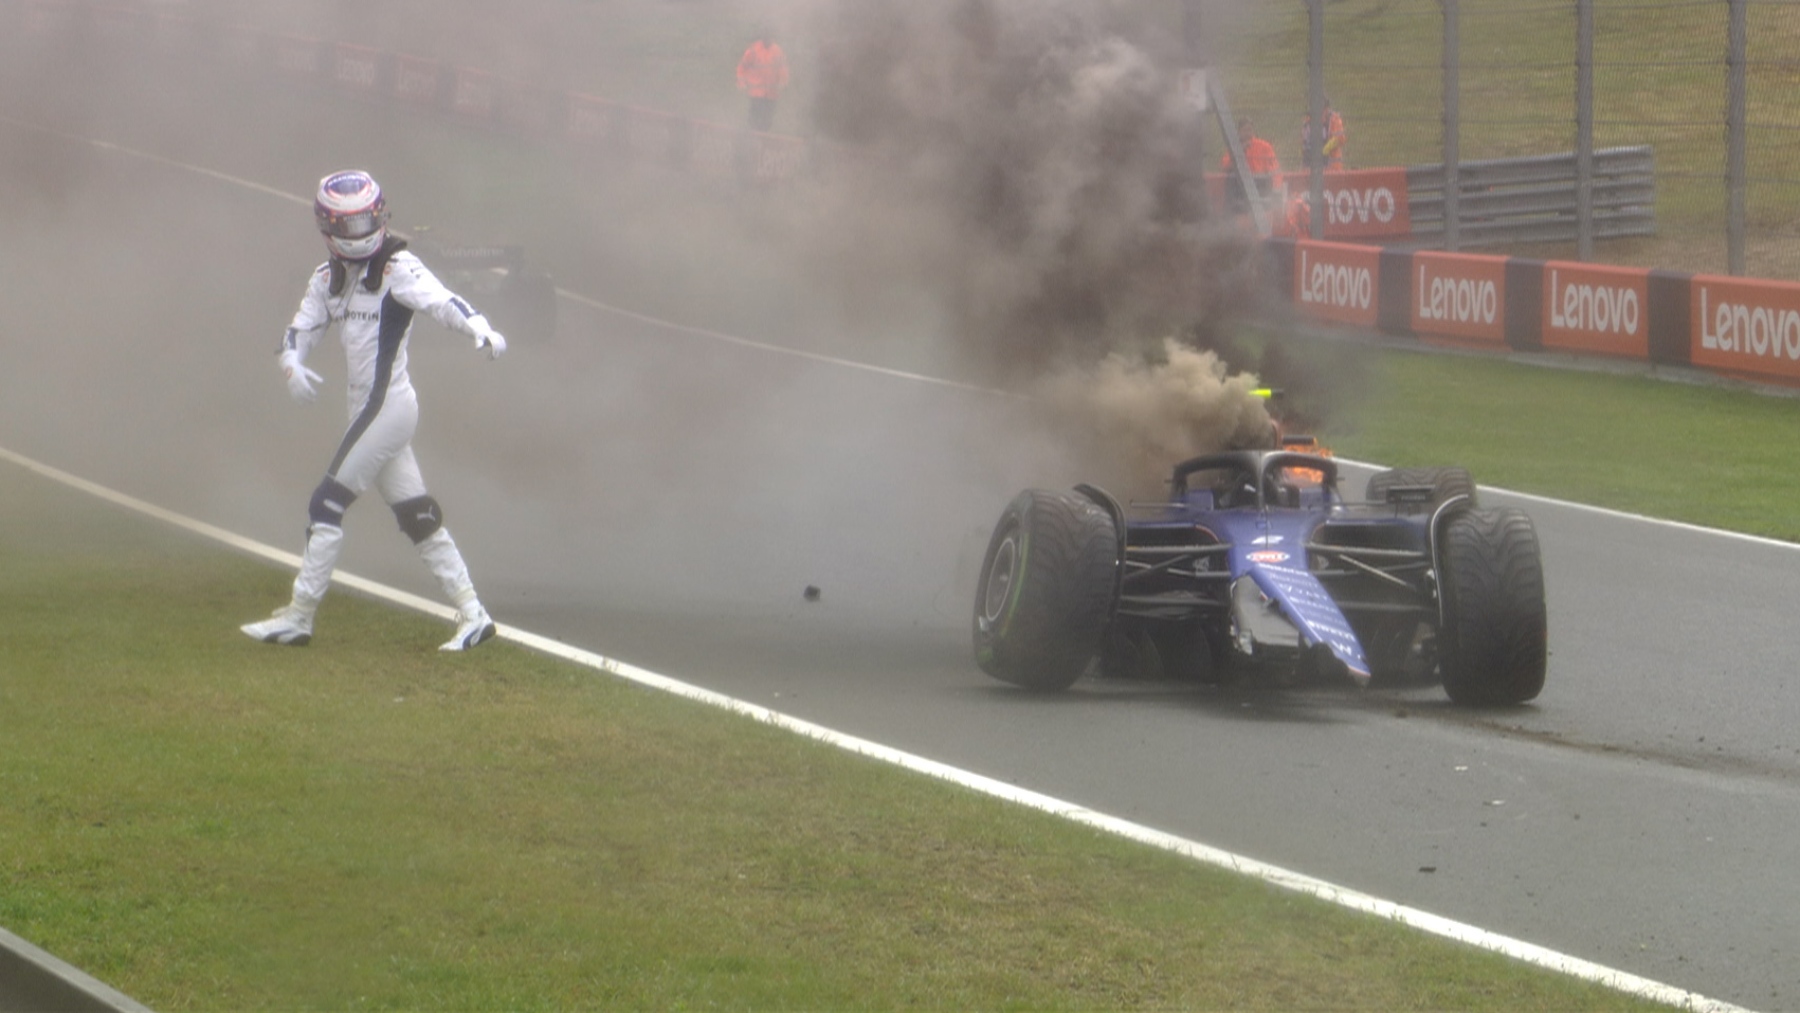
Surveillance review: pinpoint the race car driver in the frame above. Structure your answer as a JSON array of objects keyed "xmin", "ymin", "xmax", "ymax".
[{"xmin": 241, "ymin": 169, "xmax": 507, "ymax": 652}]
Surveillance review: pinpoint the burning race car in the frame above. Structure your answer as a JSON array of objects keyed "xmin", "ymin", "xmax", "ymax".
[{"xmin": 971, "ymin": 449, "xmax": 1547, "ymax": 706}]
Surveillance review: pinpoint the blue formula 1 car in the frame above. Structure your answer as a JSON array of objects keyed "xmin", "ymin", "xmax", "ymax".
[{"xmin": 972, "ymin": 450, "xmax": 1547, "ymax": 705}]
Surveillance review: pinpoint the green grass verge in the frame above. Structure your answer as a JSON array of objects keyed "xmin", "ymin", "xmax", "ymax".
[
  {"xmin": 0, "ymin": 11, "xmax": 1777, "ymax": 1007},
  {"xmin": 0, "ymin": 467, "xmax": 1666, "ymax": 1011},
  {"xmin": 1320, "ymin": 341, "xmax": 1800, "ymax": 542}
]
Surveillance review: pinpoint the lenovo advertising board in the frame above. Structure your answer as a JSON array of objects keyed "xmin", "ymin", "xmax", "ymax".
[
  {"xmin": 1691, "ymin": 274, "xmax": 1800, "ymax": 384},
  {"xmin": 1290, "ymin": 167, "xmax": 1412, "ymax": 240},
  {"xmin": 1214, "ymin": 168, "xmax": 1413, "ymax": 241},
  {"xmin": 1541, "ymin": 261, "xmax": 1650, "ymax": 358},
  {"xmin": 450, "ymin": 68, "xmax": 497, "ymax": 120},
  {"xmin": 1294, "ymin": 240, "xmax": 1380, "ymax": 328},
  {"xmin": 1412, "ymin": 251, "xmax": 1508, "ymax": 346},
  {"xmin": 332, "ymin": 43, "xmax": 383, "ymax": 93},
  {"xmin": 272, "ymin": 34, "xmax": 323, "ymax": 77},
  {"xmin": 392, "ymin": 54, "xmax": 443, "ymax": 105}
]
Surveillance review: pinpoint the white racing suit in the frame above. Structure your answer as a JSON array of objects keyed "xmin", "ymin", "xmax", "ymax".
[{"xmin": 276, "ymin": 237, "xmax": 497, "ymax": 615}]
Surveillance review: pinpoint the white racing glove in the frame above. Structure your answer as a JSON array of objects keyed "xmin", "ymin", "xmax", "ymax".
[
  {"xmin": 279, "ymin": 351, "xmax": 323, "ymax": 404},
  {"xmin": 475, "ymin": 327, "xmax": 507, "ymax": 360}
]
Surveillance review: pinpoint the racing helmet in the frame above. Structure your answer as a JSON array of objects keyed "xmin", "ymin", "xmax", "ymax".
[{"xmin": 314, "ymin": 170, "xmax": 389, "ymax": 261}]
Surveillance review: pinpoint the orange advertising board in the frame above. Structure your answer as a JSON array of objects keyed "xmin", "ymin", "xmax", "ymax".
[
  {"xmin": 565, "ymin": 94, "xmax": 616, "ymax": 141},
  {"xmin": 392, "ymin": 54, "xmax": 442, "ymax": 104},
  {"xmin": 1540, "ymin": 261, "xmax": 1650, "ymax": 358},
  {"xmin": 1209, "ymin": 167, "xmax": 1412, "ymax": 240},
  {"xmin": 1286, "ymin": 167, "xmax": 1412, "ymax": 240},
  {"xmin": 450, "ymin": 68, "xmax": 496, "ymax": 119},
  {"xmin": 272, "ymin": 34, "xmax": 322, "ymax": 76},
  {"xmin": 1691, "ymin": 274, "xmax": 1800, "ymax": 383},
  {"xmin": 1294, "ymin": 240, "xmax": 1380, "ymax": 328},
  {"xmin": 1412, "ymin": 251, "xmax": 1508, "ymax": 346},
  {"xmin": 332, "ymin": 43, "xmax": 382, "ymax": 92}
]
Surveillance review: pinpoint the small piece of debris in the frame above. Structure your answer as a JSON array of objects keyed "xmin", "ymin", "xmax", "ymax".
[
  {"xmin": 803, "ymin": 585, "xmax": 822, "ymax": 602},
  {"xmin": 1419, "ymin": 866, "xmax": 1437, "ymax": 874}
]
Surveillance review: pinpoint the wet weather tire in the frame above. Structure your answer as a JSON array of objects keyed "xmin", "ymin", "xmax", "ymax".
[
  {"xmin": 1437, "ymin": 507, "xmax": 1547, "ymax": 705},
  {"xmin": 1367, "ymin": 466, "xmax": 1478, "ymax": 509},
  {"xmin": 973, "ymin": 489, "xmax": 1119, "ymax": 691}
]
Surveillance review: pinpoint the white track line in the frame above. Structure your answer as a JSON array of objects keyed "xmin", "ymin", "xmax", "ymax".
[
  {"xmin": 551, "ymin": 287, "xmax": 1021, "ymax": 397},
  {"xmin": 0, "ymin": 450, "xmax": 1750, "ymax": 1013},
  {"xmin": 1335, "ymin": 456, "xmax": 1800, "ymax": 553},
  {"xmin": 0, "ymin": 117, "xmax": 1757, "ymax": 1011}
]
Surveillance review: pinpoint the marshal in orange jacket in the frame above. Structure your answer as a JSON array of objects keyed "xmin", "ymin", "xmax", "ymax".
[
  {"xmin": 736, "ymin": 39, "xmax": 790, "ymax": 100},
  {"xmin": 1220, "ymin": 136, "xmax": 1280, "ymax": 175}
]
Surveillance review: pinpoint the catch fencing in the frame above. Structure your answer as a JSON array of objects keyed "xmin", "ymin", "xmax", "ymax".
[
  {"xmin": 17, "ymin": 0, "xmax": 813, "ymax": 186},
  {"xmin": 20, "ymin": 0, "xmax": 1800, "ymax": 390},
  {"xmin": 1203, "ymin": 0, "xmax": 1800, "ymax": 278},
  {"xmin": 1204, "ymin": 146, "xmax": 1657, "ymax": 247}
]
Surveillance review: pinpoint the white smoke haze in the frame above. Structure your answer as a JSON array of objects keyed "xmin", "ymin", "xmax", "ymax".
[
  {"xmin": 172, "ymin": 0, "xmax": 1287, "ymax": 486},
  {"xmin": 0, "ymin": 0, "xmax": 1336, "ymax": 626}
]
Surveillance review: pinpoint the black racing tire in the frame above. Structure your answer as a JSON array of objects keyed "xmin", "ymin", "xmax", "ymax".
[
  {"xmin": 1437, "ymin": 507, "xmax": 1548, "ymax": 706},
  {"xmin": 1366, "ymin": 466, "xmax": 1478, "ymax": 509},
  {"xmin": 972, "ymin": 489, "xmax": 1119, "ymax": 691}
]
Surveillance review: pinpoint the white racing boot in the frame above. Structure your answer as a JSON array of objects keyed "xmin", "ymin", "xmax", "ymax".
[
  {"xmin": 440, "ymin": 600, "xmax": 498, "ymax": 652},
  {"xmin": 418, "ymin": 527, "xmax": 496, "ymax": 652},
  {"xmin": 241, "ymin": 603, "xmax": 316, "ymax": 646},
  {"xmin": 242, "ymin": 523, "xmax": 341, "ymax": 646}
]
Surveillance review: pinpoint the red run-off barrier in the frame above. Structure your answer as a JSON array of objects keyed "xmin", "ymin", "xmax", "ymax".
[
  {"xmin": 23, "ymin": 0, "xmax": 813, "ymax": 185},
  {"xmin": 1269, "ymin": 237, "xmax": 1800, "ymax": 389}
]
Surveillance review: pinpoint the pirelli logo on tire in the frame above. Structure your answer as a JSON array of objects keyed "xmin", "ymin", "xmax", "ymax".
[
  {"xmin": 1691, "ymin": 274, "xmax": 1800, "ymax": 381},
  {"xmin": 1294, "ymin": 240, "xmax": 1380, "ymax": 328}
]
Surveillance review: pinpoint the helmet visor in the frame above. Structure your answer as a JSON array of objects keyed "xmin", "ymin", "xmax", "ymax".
[{"xmin": 317, "ymin": 207, "xmax": 388, "ymax": 240}]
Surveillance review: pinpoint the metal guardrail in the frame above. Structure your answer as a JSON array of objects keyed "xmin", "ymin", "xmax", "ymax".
[
  {"xmin": 0, "ymin": 926, "xmax": 150, "ymax": 1013},
  {"xmin": 1403, "ymin": 145, "xmax": 1657, "ymax": 246}
]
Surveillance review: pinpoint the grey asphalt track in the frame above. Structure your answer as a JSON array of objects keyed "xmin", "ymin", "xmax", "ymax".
[
  {"xmin": 473, "ymin": 305, "xmax": 1800, "ymax": 1013},
  {"xmin": 3, "ymin": 88, "xmax": 1798, "ymax": 1013}
]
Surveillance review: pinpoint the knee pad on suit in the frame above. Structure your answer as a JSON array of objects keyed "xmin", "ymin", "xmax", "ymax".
[
  {"xmin": 308, "ymin": 477, "xmax": 357, "ymax": 532},
  {"xmin": 390, "ymin": 495, "xmax": 444, "ymax": 544}
]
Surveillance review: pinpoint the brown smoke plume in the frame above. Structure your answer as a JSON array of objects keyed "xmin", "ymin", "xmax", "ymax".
[
  {"xmin": 802, "ymin": 0, "xmax": 1275, "ymax": 488},
  {"xmin": 1032, "ymin": 338, "xmax": 1274, "ymax": 495}
]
